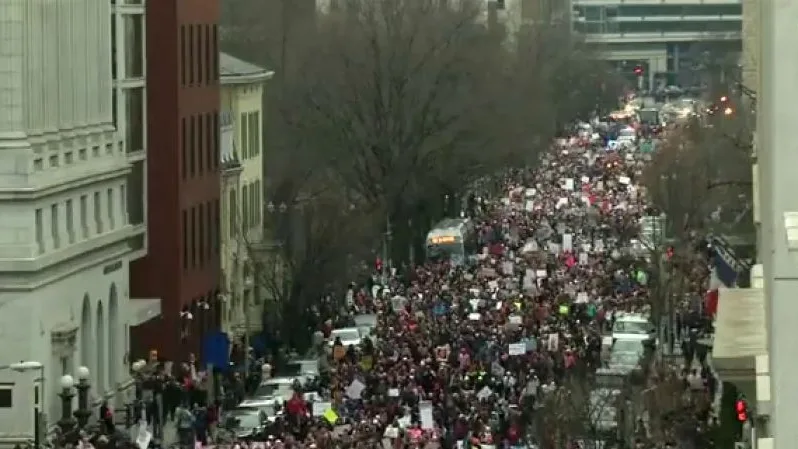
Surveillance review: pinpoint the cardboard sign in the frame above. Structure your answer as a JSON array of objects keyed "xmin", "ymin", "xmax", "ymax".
[{"xmin": 508, "ymin": 343, "xmax": 526, "ymax": 356}]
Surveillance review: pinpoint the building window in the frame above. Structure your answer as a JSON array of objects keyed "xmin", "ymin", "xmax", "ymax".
[
  {"xmin": 242, "ymin": 185, "xmax": 249, "ymax": 231},
  {"xmin": 180, "ymin": 26, "xmax": 187, "ymax": 85},
  {"xmin": 65, "ymin": 152, "xmax": 74, "ymax": 164},
  {"xmin": 254, "ymin": 180, "xmax": 261, "ymax": 227},
  {"xmin": 197, "ymin": 114, "xmax": 205, "ymax": 175},
  {"xmin": 190, "ymin": 115, "xmax": 196, "ymax": 176},
  {"xmin": 124, "ymin": 15, "xmax": 144, "ymax": 78},
  {"xmin": 229, "ymin": 189, "xmax": 237, "ymax": 238},
  {"xmin": 191, "ymin": 206, "xmax": 197, "ymax": 268},
  {"xmin": 212, "ymin": 25, "xmax": 219, "ymax": 80},
  {"xmin": 80, "ymin": 195, "xmax": 88, "ymax": 239},
  {"xmin": 197, "ymin": 26, "xmax": 205, "ymax": 84},
  {"xmin": 206, "ymin": 112, "xmax": 213, "ymax": 171},
  {"xmin": 107, "ymin": 188, "xmax": 115, "ymax": 229},
  {"xmin": 126, "ymin": 87, "xmax": 144, "ymax": 154},
  {"xmin": 181, "ymin": 117, "xmax": 187, "ymax": 178},
  {"xmin": 120, "ymin": 185, "xmax": 127, "ymax": 224},
  {"xmin": 206, "ymin": 201, "xmax": 213, "ymax": 261},
  {"xmin": 182, "ymin": 209, "xmax": 188, "ymax": 270},
  {"xmin": 205, "ymin": 25, "xmax": 212, "ymax": 83},
  {"xmin": 33, "ymin": 158, "xmax": 43, "ymax": 171},
  {"xmin": 51, "ymin": 204, "xmax": 60, "ymax": 249},
  {"xmin": 35, "ymin": 209, "xmax": 44, "ymax": 254},
  {"xmin": 49, "ymin": 154, "xmax": 59, "ymax": 168},
  {"xmin": 111, "ymin": 15, "xmax": 117, "ymax": 80},
  {"xmin": 66, "ymin": 199, "xmax": 75, "ymax": 244},
  {"xmin": 79, "ymin": 148, "xmax": 87, "ymax": 161},
  {"xmin": 0, "ymin": 387, "xmax": 12, "ymax": 408},
  {"xmin": 251, "ymin": 112, "xmax": 260, "ymax": 156},
  {"xmin": 213, "ymin": 199, "xmax": 220, "ymax": 253},
  {"xmin": 240, "ymin": 113, "xmax": 249, "ymax": 159},
  {"xmin": 198, "ymin": 203, "xmax": 205, "ymax": 266},
  {"xmin": 94, "ymin": 192, "xmax": 103, "ymax": 234},
  {"xmin": 212, "ymin": 112, "xmax": 219, "ymax": 169},
  {"xmin": 188, "ymin": 25, "xmax": 195, "ymax": 85}
]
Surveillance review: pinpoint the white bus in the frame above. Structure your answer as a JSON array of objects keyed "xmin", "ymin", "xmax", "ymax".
[{"xmin": 425, "ymin": 218, "xmax": 477, "ymax": 265}]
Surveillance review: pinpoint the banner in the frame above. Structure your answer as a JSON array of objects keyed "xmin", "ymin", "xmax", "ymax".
[{"xmin": 710, "ymin": 235, "xmax": 752, "ymax": 287}]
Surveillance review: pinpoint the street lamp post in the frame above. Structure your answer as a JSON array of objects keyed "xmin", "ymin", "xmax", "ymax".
[
  {"xmin": 57, "ymin": 374, "xmax": 76, "ymax": 438},
  {"xmin": 8, "ymin": 361, "xmax": 45, "ymax": 449},
  {"xmin": 73, "ymin": 366, "xmax": 91, "ymax": 429}
]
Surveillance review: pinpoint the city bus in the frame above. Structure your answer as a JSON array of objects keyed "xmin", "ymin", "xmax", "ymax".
[{"xmin": 425, "ymin": 218, "xmax": 477, "ymax": 265}]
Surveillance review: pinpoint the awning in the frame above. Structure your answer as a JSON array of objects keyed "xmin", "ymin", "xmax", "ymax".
[
  {"xmin": 711, "ymin": 287, "xmax": 766, "ymax": 381},
  {"xmin": 129, "ymin": 298, "xmax": 162, "ymax": 326}
]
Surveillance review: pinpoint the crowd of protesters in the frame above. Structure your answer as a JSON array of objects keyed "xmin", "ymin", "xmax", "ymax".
[
  {"xmin": 110, "ymin": 117, "xmax": 722, "ymax": 449},
  {"xmin": 192, "ymin": 120, "xmax": 718, "ymax": 449}
]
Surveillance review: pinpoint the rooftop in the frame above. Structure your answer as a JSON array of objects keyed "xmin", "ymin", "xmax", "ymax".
[{"xmin": 219, "ymin": 52, "xmax": 275, "ymax": 85}]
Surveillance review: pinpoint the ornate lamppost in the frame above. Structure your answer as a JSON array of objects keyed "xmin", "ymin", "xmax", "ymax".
[
  {"xmin": 57, "ymin": 374, "xmax": 76, "ymax": 441},
  {"xmin": 73, "ymin": 366, "xmax": 91, "ymax": 429}
]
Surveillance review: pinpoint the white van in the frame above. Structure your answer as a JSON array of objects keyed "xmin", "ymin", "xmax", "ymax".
[{"xmin": 611, "ymin": 313, "xmax": 655, "ymax": 342}]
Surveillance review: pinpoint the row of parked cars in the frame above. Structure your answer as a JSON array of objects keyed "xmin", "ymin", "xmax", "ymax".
[{"xmin": 223, "ymin": 314, "xmax": 381, "ymax": 439}]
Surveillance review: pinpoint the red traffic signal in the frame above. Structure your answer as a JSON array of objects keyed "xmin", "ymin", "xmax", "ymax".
[
  {"xmin": 633, "ymin": 65, "xmax": 644, "ymax": 75},
  {"xmin": 736, "ymin": 399, "xmax": 748, "ymax": 422}
]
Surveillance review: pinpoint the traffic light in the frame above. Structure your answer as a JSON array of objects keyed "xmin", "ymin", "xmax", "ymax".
[
  {"xmin": 736, "ymin": 399, "xmax": 748, "ymax": 422},
  {"xmin": 633, "ymin": 65, "xmax": 644, "ymax": 76}
]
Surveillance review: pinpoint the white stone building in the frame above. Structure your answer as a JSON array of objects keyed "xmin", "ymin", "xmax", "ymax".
[
  {"xmin": 218, "ymin": 53, "xmax": 273, "ymax": 338},
  {"xmin": 0, "ymin": 0, "xmax": 149, "ymax": 442}
]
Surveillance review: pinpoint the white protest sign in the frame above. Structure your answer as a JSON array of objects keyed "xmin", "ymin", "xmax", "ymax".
[
  {"xmin": 563, "ymin": 178, "xmax": 575, "ymax": 190},
  {"xmin": 508, "ymin": 315, "xmax": 523, "ymax": 325},
  {"xmin": 581, "ymin": 176, "xmax": 590, "ymax": 184},
  {"xmin": 419, "ymin": 401, "xmax": 435, "ymax": 429},
  {"xmin": 562, "ymin": 234, "xmax": 573, "ymax": 252},
  {"xmin": 346, "ymin": 379, "xmax": 365, "ymax": 399},
  {"xmin": 525, "ymin": 188, "xmax": 536, "ymax": 197},
  {"xmin": 312, "ymin": 401, "xmax": 333, "ymax": 416},
  {"xmin": 576, "ymin": 292, "xmax": 589, "ymax": 303},
  {"xmin": 508, "ymin": 342, "xmax": 526, "ymax": 356},
  {"xmin": 618, "ymin": 176, "xmax": 631, "ymax": 185},
  {"xmin": 535, "ymin": 269, "xmax": 547, "ymax": 278},
  {"xmin": 477, "ymin": 387, "xmax": 493, "ymax": 400},
  {"xmin": 556, "ymin": 197, "xmax": 569, "ymax": 209},
  {"xmin": 579, "ymin": 253, "xmax": 589, "ymax": 265},
  {"xmin": 468, "ymin": 312, "xmax": 482, "ymax": 321},
  {"xmin": 136, "ymin": 423, "xmax": 152, "ymax": 449},
  {"xmin": 388, "ymin": 388, "xmax": 400, "ymax": 397}
]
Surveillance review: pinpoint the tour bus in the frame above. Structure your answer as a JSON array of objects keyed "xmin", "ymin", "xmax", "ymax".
[{"xmin": 425, "ymin": 218, "xmax": 477, "ymax": 265}]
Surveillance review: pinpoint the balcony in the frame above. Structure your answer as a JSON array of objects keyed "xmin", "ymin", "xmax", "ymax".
[{"xmin": 583, "ymin": 30, "xmax": 741, "ymax": 43}]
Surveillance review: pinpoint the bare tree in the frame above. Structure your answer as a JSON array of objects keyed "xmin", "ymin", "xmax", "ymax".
[
  {"xmin": 642, "ymin": 107, "xmax": 753, "ymax": 240},
  {"xmin": 241, "ymin": 190, "xmax": 380, "ymax": 349}
]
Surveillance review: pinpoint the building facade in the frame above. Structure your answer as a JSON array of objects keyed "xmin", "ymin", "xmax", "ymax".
[
  {"xmin": 0, "ymin": 0, "xmax": 148, "ymax": 441},
  {"xmin": 218, "ymin": 54, "xmax": 273, "ymax": 339},
  {"xmin": 572, "ymin": 0, "xmax": 742, "ymax": 89},
  {"xmin": 130, "ymin": 0, "xmax": 222, "ymax": 361}
]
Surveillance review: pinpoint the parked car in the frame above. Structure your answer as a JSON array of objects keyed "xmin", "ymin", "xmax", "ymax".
[
  {"xmin": 222, "ymin": 406, "xmax": 268, "ymax": 439},
  {"xmin": 328, "ymin": 327, "xmax": 362, "ymax": 348},
  {"xmin": 282, "ymin": 358, "xmax": 320, "ymax": 385},
  {"xmin": 250, "ymin": 376, "xmax": 299, "ymax": 403},
  {"xmin": 353, "ymin": 314, "xmax": 379, "ymax": 341}
]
